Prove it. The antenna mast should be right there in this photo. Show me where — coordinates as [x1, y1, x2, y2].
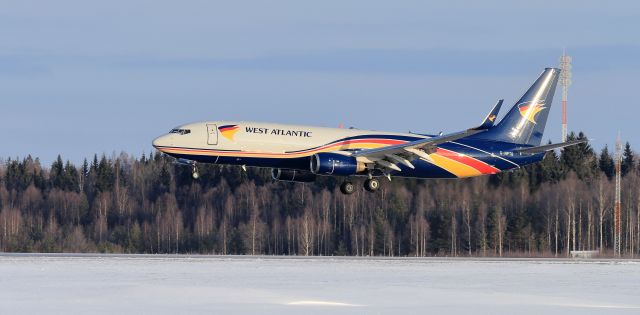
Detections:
[559, 52, 572, 142]
[614, 133, 622, 257]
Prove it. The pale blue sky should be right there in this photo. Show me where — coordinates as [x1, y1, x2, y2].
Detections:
[2, 0, 639, 164]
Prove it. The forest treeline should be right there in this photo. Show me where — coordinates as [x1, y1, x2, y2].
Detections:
[1, 132, 639, 257]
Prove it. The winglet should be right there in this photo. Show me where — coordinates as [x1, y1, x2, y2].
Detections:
[475, 99, 503, 130]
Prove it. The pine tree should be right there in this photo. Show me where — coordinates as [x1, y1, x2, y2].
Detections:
[621, 142, 635, 176]
[561, 132, 596, 180]
[82, 159, 89, 178]
[50, 155, 64, 189]
[91, 154, 98, 172]
[599, 146, 615, 179]
[63, 161, 79, 192]
[95, 155, 114, 192]
[539, 149, 562, 183]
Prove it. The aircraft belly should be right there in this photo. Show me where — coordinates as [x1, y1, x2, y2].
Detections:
[215, 155, 311, 170]
[168, 152, 310, 170]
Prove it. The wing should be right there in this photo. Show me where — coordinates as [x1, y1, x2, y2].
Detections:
[347, 100, 502, 173]
[352, 128, 487, 171]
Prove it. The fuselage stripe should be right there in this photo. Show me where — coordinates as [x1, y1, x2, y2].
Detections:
[218, 125, 238, 131]
[286, 138, 407, 154]
[429, 153, 483, 178]
[157, 139, 404, 158]
[435, 148, 500, 174]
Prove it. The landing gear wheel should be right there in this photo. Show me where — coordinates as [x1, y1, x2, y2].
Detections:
[364, 178, 380, 192]
[340, 181, 356, 195]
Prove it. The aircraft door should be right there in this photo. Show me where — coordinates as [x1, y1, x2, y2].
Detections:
[206, 124, 218, 145]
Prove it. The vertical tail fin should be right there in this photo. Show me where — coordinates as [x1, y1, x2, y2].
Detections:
[477, 68, 560, 146]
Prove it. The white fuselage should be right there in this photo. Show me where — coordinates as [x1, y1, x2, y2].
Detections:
[152, 121, 427, 160]
[152, 120, 522, 180]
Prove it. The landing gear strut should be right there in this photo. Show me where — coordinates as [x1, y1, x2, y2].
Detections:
[340, 181, 356, 195]
[191, 163, 199, 180]
[364, 178, 380, 192]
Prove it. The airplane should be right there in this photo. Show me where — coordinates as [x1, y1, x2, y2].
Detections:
[152, 67, 585, 194]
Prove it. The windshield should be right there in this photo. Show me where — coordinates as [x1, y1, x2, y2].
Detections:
[170, 129, 191, 135]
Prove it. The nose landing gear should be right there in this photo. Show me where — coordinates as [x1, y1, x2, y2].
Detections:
[191, 163, 199, 180]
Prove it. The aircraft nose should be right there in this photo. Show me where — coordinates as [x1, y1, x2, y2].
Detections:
[152, 135, 170, 149]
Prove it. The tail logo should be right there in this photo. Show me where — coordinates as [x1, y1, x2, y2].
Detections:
[518, 101, 546, 124]
[218, 124, 239, 141]
[488, 114, 497, 122]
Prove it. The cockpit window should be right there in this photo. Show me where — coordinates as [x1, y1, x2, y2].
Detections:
[170, 129, 191, 135]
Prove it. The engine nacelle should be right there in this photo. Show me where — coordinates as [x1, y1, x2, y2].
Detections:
[271, 169, 317, 182]
[310, 153, 366, 176]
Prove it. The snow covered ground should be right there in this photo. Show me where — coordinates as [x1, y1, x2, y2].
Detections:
[0, 254, 639, 314]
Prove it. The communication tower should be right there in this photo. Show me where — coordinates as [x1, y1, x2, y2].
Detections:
[559, 53, 572, 142]
[614, 133, 622, 257]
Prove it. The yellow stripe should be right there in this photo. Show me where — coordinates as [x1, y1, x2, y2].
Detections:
[430, 153, 483, 178]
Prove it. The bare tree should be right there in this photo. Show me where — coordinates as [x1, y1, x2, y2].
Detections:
[462, 200, 472, 256]
[299, 208, 314, 256]
[477, 203, 488, 257]
[597, 177, 609, 252]
[93, 192, 110, 243]
[0, 207, 22, 250]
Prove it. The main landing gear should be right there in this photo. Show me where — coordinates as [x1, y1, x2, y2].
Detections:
[364, 178, 380, 192]
[339, 177, 381, 195]
[340, 181, 356, 195]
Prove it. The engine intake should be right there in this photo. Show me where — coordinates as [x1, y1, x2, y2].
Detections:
[271, 169, 316, 182]
[310, 153, 366, 176]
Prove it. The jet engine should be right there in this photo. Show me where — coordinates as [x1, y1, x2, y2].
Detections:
[310, 153, 366, 176]
[271, 169, 317, 182]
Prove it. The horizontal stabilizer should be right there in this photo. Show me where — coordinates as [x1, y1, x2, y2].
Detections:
[513, 139, 587, 154]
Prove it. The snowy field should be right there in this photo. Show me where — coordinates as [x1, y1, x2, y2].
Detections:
[1, 254, 639, 314]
